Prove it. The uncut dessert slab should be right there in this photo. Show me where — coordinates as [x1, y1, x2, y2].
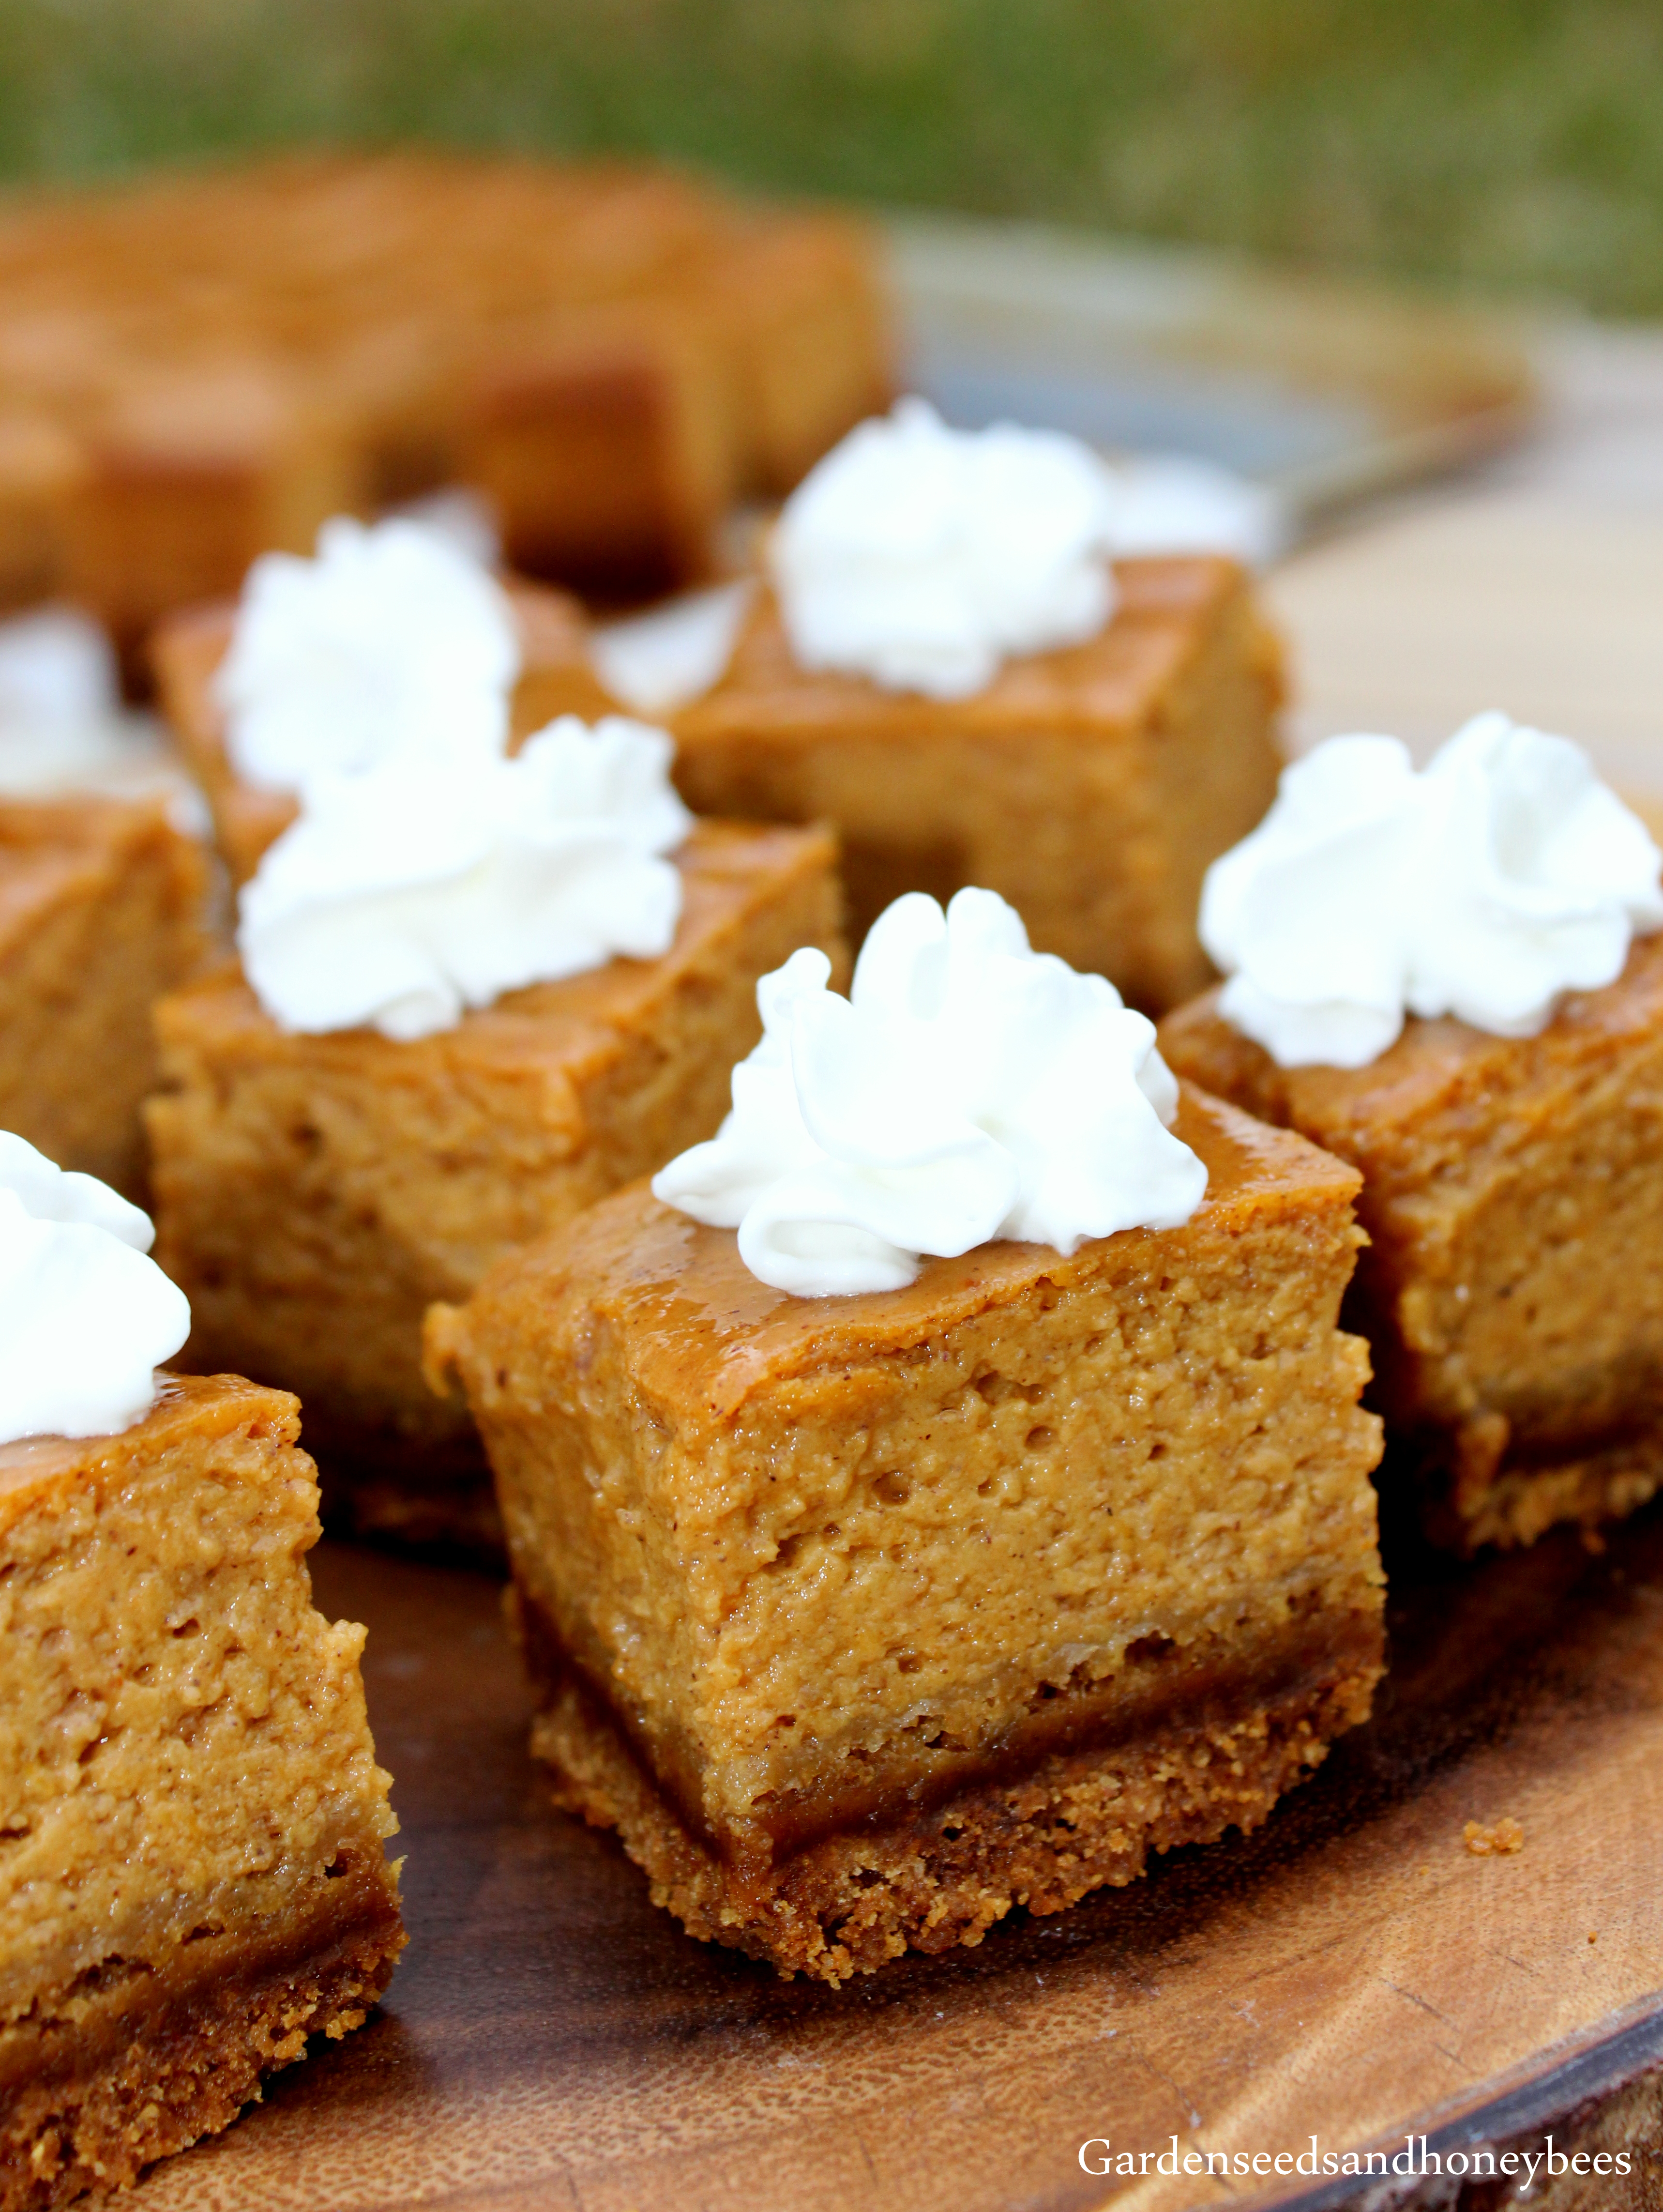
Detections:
[121, 1508, 1663, 2212]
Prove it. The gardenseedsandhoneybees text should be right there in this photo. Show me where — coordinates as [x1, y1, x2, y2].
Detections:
[1076, 2133, 1633, 2184]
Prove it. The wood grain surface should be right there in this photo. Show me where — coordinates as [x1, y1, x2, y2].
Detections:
[115, 1500, 1663, 2212]
[1266, 324, 1663, 794]
[1268, 488, 1663, 784]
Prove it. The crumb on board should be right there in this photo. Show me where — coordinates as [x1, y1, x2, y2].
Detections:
[1464, 1817, 1524, 1856]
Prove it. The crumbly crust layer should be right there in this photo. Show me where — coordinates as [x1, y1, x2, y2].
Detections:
[514, 1584, 1385, 1868]
[532, 1662, 1378, 1983]
[1423, 1422, 1663, 1555]
[0, 1876, 404, 2212]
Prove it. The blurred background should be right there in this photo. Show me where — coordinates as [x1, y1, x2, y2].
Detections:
[4, 0, 1663, 795]
[2, 0, 1662, 318]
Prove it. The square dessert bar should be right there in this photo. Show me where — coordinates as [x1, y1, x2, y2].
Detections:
[0, 1373, 404, 2209]
[465, 299, 739, 603]
[467, 210, 892, 597]
[151, 574, 617, 885]
[427, 1083, 1385, 1982]
[58, 366, 367, 686]
[1160, 934, 1663, 1552]
[670, 555, 1285, 1012]
[0, 796, 208, 1201]
[0, 414, 81, 610]
[148, 822, 844, 1555]
[709, 212, 893, 497]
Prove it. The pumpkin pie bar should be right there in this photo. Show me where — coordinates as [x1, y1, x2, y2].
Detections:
[0, 1372, 404, 2209]
[151, 575, 615, 884]
[0, 796, 208, 1200]
[1161, 936, 1663, 1553]
[710, 211, 893, 499]
[147, 821, 844, 1555]
[668, 555, 1284, 1011]
[0, 415, 82, 611]
[465, 208, 892, 598]
[463, 298, 739, 604]
[57, 366, 369, 688]
[426, 1083, 1384, 1981]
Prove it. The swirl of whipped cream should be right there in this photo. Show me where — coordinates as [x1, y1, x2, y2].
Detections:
[238, 716, 692, 1041]
[1201, 712, 1663, 1070]
[771, 397, 1119, 701]
[0, 1132, 190, 1445]
[591, 581, 755, 716]
[653, 886, 1206, 1297]
[0, 606, 209, 826]
[215, 516, 520, 795]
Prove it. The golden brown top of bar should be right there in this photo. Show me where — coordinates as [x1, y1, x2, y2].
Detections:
[0, 792, 183, 858]
[0, 160, 720, 383]
[0, 794, 197, 959]
[154, 818, 837, 1083]
[0, 1370, 293, 1517]
[0, 843, 101, 956]
[674, 556, 1250, 744]
[432, 1082, 1361, 1428]
[1159, 931, 1663, 1192]
[150, 573, 615, 881]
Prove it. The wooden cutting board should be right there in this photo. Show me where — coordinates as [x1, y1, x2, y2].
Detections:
[121, 1503, 1663, 2212]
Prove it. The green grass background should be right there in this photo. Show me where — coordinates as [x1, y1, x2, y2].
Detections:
[3, 0, 1663, 314]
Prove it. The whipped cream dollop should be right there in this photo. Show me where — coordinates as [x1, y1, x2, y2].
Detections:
[1202, 712, 1663, 1069]
[653, 886, 1206, 1297]
[0, 1132, 190, 1445]
[1108, 454, 1288, 567]
[591, 581, 754, 716]
[238, 716, 692, 1040]
[0, 605, 119, 733]
[386, 486, 502, 569]
[771, 398, 1120, 700]
[0, 607, 208, 826]
[216, 516, 520, 794]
